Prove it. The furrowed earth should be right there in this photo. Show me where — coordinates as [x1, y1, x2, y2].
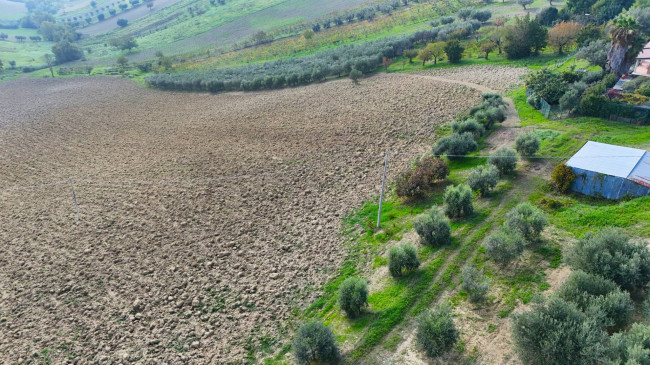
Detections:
[0, 66, 523, 363]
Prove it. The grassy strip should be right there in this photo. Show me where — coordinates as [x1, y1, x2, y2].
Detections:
[351, 250, 449, 359]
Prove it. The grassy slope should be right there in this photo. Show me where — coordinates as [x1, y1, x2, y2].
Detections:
[260, 77, 650, 363]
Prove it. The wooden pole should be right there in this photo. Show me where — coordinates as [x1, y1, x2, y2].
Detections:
[377, 151, 389, 229]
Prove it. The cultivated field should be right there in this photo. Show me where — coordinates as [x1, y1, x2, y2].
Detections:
[0, 73, 487, 363]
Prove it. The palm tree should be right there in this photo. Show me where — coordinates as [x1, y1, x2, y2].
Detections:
[607, 15, 643, 77]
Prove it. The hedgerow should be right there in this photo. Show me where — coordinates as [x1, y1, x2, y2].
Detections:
[146, 17, 484, 93]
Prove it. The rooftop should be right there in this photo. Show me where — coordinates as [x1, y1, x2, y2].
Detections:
[566, 141, 649, 186]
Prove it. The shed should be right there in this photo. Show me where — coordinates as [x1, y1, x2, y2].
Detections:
[566, 141, 650, 199]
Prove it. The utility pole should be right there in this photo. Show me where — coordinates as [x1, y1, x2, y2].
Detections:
[377, 151, 389, 229]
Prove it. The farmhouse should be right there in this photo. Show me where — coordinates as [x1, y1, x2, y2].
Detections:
[566, 141, 650, 199]
[632, 41, 650, 77]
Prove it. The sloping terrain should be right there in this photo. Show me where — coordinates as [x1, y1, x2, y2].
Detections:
[0, 73, 482, 363]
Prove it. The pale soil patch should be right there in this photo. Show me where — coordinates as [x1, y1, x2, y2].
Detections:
[0, 73, 482, 363]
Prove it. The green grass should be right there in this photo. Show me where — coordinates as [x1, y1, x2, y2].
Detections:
[0, 0, 28, 20]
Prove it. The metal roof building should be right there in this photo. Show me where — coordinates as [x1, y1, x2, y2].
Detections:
[566, 141, 650, 199]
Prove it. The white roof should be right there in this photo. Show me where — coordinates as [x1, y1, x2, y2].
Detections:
[566, 141, 647, 179]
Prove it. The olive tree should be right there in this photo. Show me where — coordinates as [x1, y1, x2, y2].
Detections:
[461, 265, 490, 303]
[339, 277, 368, 318]
[467, 164, 499, 196]
[389, 243, 420, 277]
[414, 207, 451, 246]
[515, 132, 540, 157]
[443, 184, 473, 218]
[504, 202, 547, 242]
[483, 227, 526, 266]
[564, 228, 650, 291]
[293, 321, 340, 364]
[416, 305, 459, 358]
[488, 147, 517, 175]
[512, 297, 608, 365]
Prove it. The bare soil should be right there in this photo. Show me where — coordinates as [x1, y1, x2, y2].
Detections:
[0, 73, 482, 363]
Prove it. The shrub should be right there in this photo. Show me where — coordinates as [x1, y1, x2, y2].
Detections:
[395, 156, 449, 199]
[557, 270, 633, 329]
[461, 265, 490, 303]
[349, 68, 362, 83]
[444, 39, 464, 63]
[511, 297, 608, 365]
[339, 277, 368, 317]
[440, 16, 455, 25]
[525, 68, 567, 104]
[581, 70, 604, 84]
[483, 227, 526, 266]
[564, 228, 650, 291]
[551, 163, 576, 193]
[504, 202, 547, 242]
[389, 243, 421, 277]
[559, 88, 582, 112]
[388, 246, 406, 277]
[527, 93, 541, 109]
[488, 147, 517, 175]
[433, 132, 478, 159]
[415, 305, 459, 358]
[473, 106, 506, 129]
[471, 10, 492, 22]
[116, 18, 128, 27]
[608, 323, 650, 365]
[414, 207, 451, 246]
[443, 184, 473, 218]
[514, 132, 540, 157]
[537, 7, 559, 26]
[467, 164, 499, 196]
[451, 119, 485, 138]
[293, 321, 340, 364]
[482, 93, 504, 106]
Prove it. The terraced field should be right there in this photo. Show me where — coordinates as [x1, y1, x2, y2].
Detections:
[0, 72, 496, 363]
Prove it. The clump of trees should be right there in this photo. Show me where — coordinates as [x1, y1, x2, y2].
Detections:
[339, 277, 368, 317]
[293, 321, 340, 364]
[414, 207, 452, 246]
[503, 14, 547, 60]
[564, 228, 650, 291]
[416, 305, 459, 358]
[51, 40, 83, 64]
[395, 156, 449, 199]
[388, 243, 420, 277]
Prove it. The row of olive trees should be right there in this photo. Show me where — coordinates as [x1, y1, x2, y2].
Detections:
[146, 16, 485, 92]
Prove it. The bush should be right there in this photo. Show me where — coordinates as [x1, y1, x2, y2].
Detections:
[559, 88, 582, 112]
[511, 297, 608, 365]
[117, 18, 128, 27]
[51, 40, 83, 64]
[564, 228, 650, 291]
[514, 132, 540, 156]
[416, 305, 459, 358]
[467, 164, 499, 196]
[443, 184, 473, 218]
[537, 7, 559, 26]
[444, 39, 464, 64]
[527, 93, 541, 109]
[451, 118, 485, 138]
[433, 132, 478, 159]
[557, 270, 633, 329]
[461, 265, 490, 303]
[349, 68, 362, 83]
[389, 243, 421, 277]
[488, 147, 517, 175]
[483, 227, 526, 266]
[293, 321, 340, 364]
[395, 156, 449, 199]
[414, 207, 451, 246]
[440, 16, 455, 25]
[339, 277, 368, 317]
[551, 163, 576, 193]
[608, 323, 650, 365]
[472, 105, 506, 129]
[581, 70, 604, 84]
[504, 202, 547, 242]
[525, 68, 567, 105]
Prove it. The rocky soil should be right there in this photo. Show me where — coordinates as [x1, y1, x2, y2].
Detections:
[0, 73, 487, 363]
[414, 65, 528, 92]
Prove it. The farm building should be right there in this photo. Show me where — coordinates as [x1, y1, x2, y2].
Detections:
[566, 141, 650, 199]
[632, 41, 650, 77]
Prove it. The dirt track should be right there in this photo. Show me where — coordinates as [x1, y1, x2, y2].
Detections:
[0, 72, 500, 363]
